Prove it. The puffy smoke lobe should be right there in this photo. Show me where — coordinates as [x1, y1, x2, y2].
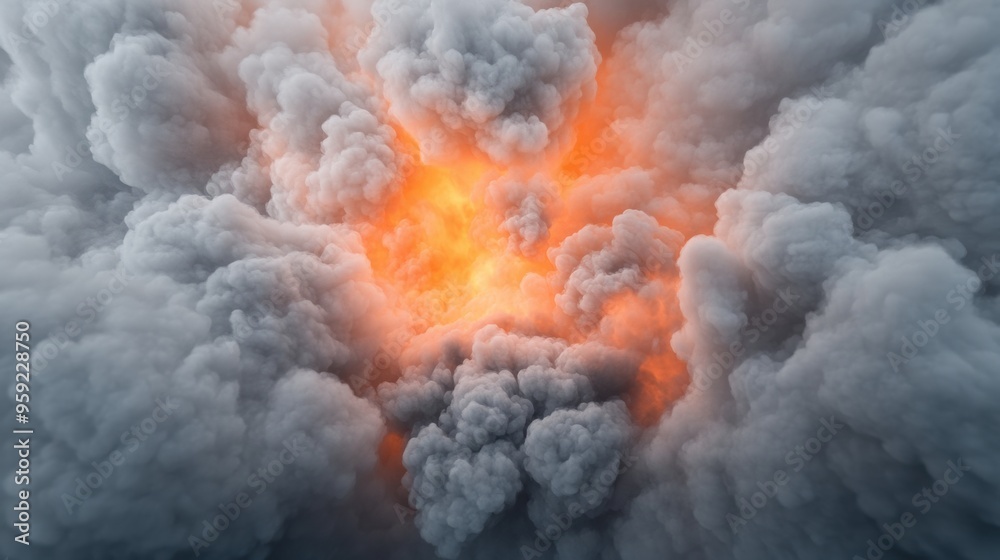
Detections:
[523, 401, 632, 521]
[3, 0, 1000, 559]
[0, 2, 406, 559]
[481, 172, 559, 257]
[738, 1, 1000, 265]
[214, 6, 407, 223]
[82, 5, 249, 195]
[359, 0, 599, 163]
[613, 1, 1000, 560]
[402, 374, 530, 558]
[378, 325, 639, 558]
[550, 209, 683, 329]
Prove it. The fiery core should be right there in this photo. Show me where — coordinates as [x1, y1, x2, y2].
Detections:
[361, 97, 689, 424]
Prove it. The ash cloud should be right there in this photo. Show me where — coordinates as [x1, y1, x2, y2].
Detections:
[611, 2, 1000, 560]
[380, 325, 638, 558]
[359, 0, 599, 164]
[2, 0, 1000, 560]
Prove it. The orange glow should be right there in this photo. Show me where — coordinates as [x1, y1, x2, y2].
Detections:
[377, 430, 407, 488]
[355, 108, 692, 424]
[360, 132, 551, 328]
[255, 20, 702, 428]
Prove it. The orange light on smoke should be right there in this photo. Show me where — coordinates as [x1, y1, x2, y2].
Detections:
[349, 55, 692, 430]
[361, 131, 551, 328]
[377, 430, 408, 489]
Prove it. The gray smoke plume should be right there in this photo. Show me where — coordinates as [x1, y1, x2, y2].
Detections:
[359, 0, 599, 164]
[2, 1, 999, 560]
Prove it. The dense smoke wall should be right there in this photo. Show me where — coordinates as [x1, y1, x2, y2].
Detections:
[1, 1, 998, 560]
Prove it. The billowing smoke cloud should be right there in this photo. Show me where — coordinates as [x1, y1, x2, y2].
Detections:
[481, 172, 560, 257]
[359, 0, 599, 164]
[379, 325, 638, 558]
[612, 1, 1000, 560]
[2, 1, 999, 560]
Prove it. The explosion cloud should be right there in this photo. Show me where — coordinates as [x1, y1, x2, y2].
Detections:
[1, 0, 999, 559]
